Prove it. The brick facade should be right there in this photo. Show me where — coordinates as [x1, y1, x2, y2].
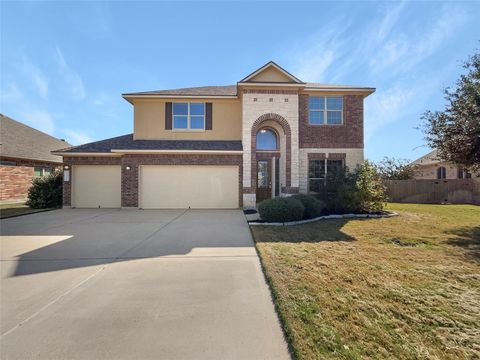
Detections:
[63, 154, 242, 208]
[299, 94, 364, 148]
[0, 166, 34, 201]
[0, 157, 62, 202]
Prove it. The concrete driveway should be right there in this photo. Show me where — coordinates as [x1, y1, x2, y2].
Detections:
[0, 209, 290, 360]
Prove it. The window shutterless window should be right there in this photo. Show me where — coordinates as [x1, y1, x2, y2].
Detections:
[34, 167, 54, 178]
[308, 159, 345, 193]
[308, 96, 343, 125]
[172, 103, 205, 130]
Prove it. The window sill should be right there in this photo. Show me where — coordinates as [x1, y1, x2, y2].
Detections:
[172, 129, 206, 132]
[307, 123, 344, 127]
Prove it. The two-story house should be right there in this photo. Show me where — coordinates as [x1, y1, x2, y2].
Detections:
[53, 62, 375, 209]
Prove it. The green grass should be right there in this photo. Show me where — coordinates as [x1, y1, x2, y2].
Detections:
[251, 204, 480, 360]
[0, 203, 53, 219]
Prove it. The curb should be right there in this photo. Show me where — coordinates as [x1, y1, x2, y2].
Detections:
[249, 211, 398, 226]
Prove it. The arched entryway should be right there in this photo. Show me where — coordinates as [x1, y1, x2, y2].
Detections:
[251, 113, 292, 203]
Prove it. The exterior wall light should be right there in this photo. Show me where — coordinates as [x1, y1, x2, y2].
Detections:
[64, 165, 69, 170]
[125, 166, 131, 171]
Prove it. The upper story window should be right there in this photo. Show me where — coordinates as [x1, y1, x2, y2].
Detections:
[308, 96, 343, 125]
[173, 102, 205, 130]
[256, 128, 278, 150]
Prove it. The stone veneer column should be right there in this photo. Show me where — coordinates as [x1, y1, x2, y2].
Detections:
[241, 89, 300, 207]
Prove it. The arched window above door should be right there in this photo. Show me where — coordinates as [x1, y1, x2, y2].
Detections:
[256, 128, 278, 150]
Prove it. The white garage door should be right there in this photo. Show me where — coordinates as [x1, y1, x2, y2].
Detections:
[72, 165, 121, 208]
[139, 165, 239, 209]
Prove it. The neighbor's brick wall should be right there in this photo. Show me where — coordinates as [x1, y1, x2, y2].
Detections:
[298, 94, 364, 148]
[0, 157, 62, 202]
[0, 166, 34, 201]
[414, 163, 459, 180]
[298, 148, 364, 193]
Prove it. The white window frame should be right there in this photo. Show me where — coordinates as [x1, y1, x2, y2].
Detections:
[308, 96, 343, 125]
[172, 102, 206, 131]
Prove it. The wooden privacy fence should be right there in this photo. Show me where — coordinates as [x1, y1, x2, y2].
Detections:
[384, 179, 480, 205]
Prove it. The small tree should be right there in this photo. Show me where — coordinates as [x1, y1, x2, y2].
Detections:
[374, 157, 417, 180]
[326, 161, 388, 213]
[27, 171, 63, 209]
[421, 50, 480, 172]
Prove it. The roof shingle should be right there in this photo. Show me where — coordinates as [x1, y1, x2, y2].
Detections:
[123, 85, 237, 97]
[0, 114, 71, 163]
[54, 134, 242, 153]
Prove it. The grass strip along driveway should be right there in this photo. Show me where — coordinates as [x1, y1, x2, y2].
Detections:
[0, 203, 53, 219]
[251, 203, 480, 360]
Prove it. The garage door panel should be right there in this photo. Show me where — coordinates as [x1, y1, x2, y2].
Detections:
[73, 166, 121, 208]
[140, 166, 238, 209]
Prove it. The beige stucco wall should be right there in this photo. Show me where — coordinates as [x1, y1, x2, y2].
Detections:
[298, 148, 364, 193]
[133, 99, 242, 140]
[248, 67, 295, 83]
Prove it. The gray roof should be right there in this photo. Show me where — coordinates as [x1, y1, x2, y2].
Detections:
[0, 114, 71, 163]
[54, 134, 243, 153]
[123, 85, 238, 97]
[123, 83, 374, 98]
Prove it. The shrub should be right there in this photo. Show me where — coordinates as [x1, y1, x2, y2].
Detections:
[26, 171, 63, 209]
[324, 161, 388, 213]
[258, 197, 304, 223]
[291, 194, 325, 219]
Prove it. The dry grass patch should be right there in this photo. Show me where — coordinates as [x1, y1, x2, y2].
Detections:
[252, 204, 480, 360]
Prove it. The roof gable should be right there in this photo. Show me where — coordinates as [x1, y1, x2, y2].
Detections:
[239, 61, 304, 84]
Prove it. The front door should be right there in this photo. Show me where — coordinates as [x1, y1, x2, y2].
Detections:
[257, 160, 272, 203]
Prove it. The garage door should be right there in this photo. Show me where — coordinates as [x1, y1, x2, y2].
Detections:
[72, 165, 121, 208]
[139, 165, 238, 209]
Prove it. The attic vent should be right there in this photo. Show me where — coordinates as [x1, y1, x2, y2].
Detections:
[269, 98, 273, 102]
[253, 98, 257, 102]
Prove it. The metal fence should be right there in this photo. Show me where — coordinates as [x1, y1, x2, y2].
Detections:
[384, 179, 480, 205]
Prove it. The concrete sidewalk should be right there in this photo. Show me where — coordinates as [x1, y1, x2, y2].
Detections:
[1, 209, 290, 360]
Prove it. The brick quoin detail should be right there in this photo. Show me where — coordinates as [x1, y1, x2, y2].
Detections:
[299, 94, 364, 148]
[250, 113, 293, 194]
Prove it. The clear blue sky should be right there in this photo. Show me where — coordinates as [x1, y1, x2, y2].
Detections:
[1, 1, 479, 161]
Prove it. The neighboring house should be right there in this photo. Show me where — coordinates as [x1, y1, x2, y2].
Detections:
[412, 150, 476, 180]
[0, 114, 71, 202]
[53, 61, 375, 209]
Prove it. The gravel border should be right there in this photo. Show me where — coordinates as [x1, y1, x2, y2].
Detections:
[249, 211, 398, 226]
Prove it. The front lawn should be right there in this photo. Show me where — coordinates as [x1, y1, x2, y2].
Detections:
[251, 203, 480, 360]
[0, 203, 52, 219]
